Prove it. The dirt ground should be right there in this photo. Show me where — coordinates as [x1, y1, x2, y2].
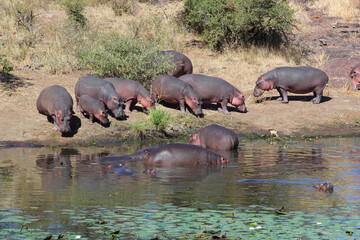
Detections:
[1, 3, 360, 146]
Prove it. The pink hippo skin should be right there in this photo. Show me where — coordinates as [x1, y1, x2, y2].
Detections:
[349, 63, 360, 90]
[36, 85, 74, 133]
[104, 78, 155, 113]
[75, 75, 125, 119]
[152, 74, 203, 116]
[144, 143, 229, 167]
[179, 74, 246, 115]
[190, 124, 239, 150]
[159, 50, 193, 78]
[254, 66, 328, 104]
[78, 95, 109, 125]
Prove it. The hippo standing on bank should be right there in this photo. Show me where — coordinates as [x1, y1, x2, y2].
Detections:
[160, 50, 193, 78]
[78, 95, 109, 125]
[152, 74, 203, 116]
[104, 78, 155, 113]
[75, 75, 125, 118]
[190, 124, 239, 150]
[144, 143, 229, 167]
[253, 66, 329, 104]
[349, 63, 360, 90]
[36, 85, 74, 133]
[179, 74, 247, 115]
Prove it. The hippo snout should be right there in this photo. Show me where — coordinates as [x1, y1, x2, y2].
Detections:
[113, 106, 126, 119]
[237, 104, 247, 113]
[194, 108, 203, 117]
[253, 87, 264, 97]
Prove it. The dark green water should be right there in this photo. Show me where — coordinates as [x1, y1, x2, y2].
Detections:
[0, 137, 359, 239]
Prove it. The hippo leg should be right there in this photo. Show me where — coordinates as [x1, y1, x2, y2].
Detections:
[312, 90, 323, 104]
[51, 116, 60, 131]
[130, 101, 138, 112]
[217, 100, 230, 115]
[124, 100, 133, 113]
[277, 88, 288, 103]
[179, 99, 187, 114]
[89, 115, 94, 124]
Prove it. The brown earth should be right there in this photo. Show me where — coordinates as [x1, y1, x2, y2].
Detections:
[1, 4, 360, 146]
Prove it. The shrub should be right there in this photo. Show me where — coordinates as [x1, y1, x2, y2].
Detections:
[127, 120, 149, 139]
[182, 0, 296, 50]
[110, 0, 138, 16]
[62, 0, 87, 27]
[0, 56, 14, 77]
[76, 33, 174, 88]
[149, 108, 172, 131]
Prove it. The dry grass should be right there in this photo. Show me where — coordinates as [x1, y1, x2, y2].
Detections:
[312, 0, 360, 21]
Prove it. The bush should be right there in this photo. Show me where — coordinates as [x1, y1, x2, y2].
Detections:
[182, 0, 296, 50]
[76, 33, 175, 88]
[0, 56, 14, 77]
[149, 108, 172, 131]
[62, 0, 87, 27]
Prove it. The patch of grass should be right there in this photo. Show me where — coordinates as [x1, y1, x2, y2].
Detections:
[149, 108, 172, 131]
[127, 120, 150, 139]
[312, 0, 360, 22]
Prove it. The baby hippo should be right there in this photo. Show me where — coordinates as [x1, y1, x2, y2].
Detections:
[190, 124, 239, 150]
[78, 95, 109, 125]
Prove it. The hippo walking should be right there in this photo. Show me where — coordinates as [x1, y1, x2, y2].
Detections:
[75, 75, 125, 118]
[349, 63, 360, 90]
[253, 66, 329, 104]
[190, 124, 239, 150]
[179, 74, 247, 115]
[160, 50, 193, 78]
[36, 85, 74, 133]
[144, 143, 229, 166]
[78, 95, 109, 125]
[152, 74, 203, 116]
[104, 78, 155, 112]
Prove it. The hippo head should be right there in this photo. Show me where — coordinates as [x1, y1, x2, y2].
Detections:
[314, 182, 334, 193]
[95, 109, 109, 125]
[189, 133, 201, 146]
[350, 73, 360, 90]
[231, 92, 247, 113]
[107, 95, 125, 118]
[253, 76, 275, 97]
[185, 96, 203, 116]
[54, 109, 72, 133]
[139, 95, 156, 110]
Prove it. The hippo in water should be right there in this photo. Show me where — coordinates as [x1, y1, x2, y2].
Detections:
[253, 66, 328, 104]
[36, 85, 74, 133]
[152, 74, 203, 116]
[179, 74, 247, 115]
[190, 124, 239, 150]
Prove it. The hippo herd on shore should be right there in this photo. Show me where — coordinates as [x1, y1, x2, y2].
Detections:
[36, 50, 355, 191]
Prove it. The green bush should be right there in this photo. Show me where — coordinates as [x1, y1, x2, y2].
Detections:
[76, 33, 174, 88]
[149, 108, 172, 132]
[0, 56, 14, 77]
[62, 0, 87, 27]
[182, 0, 296, 50]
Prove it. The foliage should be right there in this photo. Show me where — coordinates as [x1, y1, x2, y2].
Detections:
[182, 0, 296, 50]
[76, 33, 174, 88]
[149, 108, 172, 131]
[127, 120, 150, 139]
[62, 0, 87, 27]
[0, 56, 14, 77]
[110, 0, 138, 16]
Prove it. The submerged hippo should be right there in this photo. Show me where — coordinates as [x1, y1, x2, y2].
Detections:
[152, 74, 203, 116]
[253, 66, 328, 104]
[349, 63, 360, 90]
[144, 143, 229, 166]
[78, 95, 109, 125]
[190, 124, 239, 150]
[179, 74, 246, 115]
[105, 78, 155, 112]
[75, 75, 125, 119]
[36, 85, 74, 133]
[159, 50, 193, 78]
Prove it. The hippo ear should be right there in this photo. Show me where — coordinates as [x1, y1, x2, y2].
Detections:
[112, 96, 117, 102]
[192, 97, 197, 103]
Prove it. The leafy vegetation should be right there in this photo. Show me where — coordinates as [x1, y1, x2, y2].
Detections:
[182, 0, 296, 50]
[0, 56, 14, 77]
[149, 108, 172, 131]
[62, 0, 87, 27]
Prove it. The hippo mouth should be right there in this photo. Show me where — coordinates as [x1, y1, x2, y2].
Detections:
[253, 87, 264, 97]
[113, 107, 126, 119]
[237, 104, 247, 113]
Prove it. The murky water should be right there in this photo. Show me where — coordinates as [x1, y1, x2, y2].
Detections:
[0, 137, 360, 239]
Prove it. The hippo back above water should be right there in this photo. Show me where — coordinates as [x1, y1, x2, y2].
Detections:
[253, 66, 328, 104]
[75, 75, 125, 118]
[179, 74, 246, 115]
[144, 143, 228, 167]
[36, 85, 74, 133]
[159, 50, 193, 78]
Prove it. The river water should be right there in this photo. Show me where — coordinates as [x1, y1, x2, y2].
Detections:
[0, 137, 359, 239]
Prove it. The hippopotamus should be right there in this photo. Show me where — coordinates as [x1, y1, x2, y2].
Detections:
[159, 50, 193, 78]
[190, 124, 239, 150]
[75, 75, 125, 118]
[36, 85, 74, 133]
[349, 63, 360, 90]
[144, 143, 229, 166]
[78, 95, 109, 125]
[179, 74, 247, 115]
[253, 66, 329, 104]
[104, 78, 155, 112]
[152, 74, 203, 116]
[313, 182, 334, 193]
[96, 146, 160, 163]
